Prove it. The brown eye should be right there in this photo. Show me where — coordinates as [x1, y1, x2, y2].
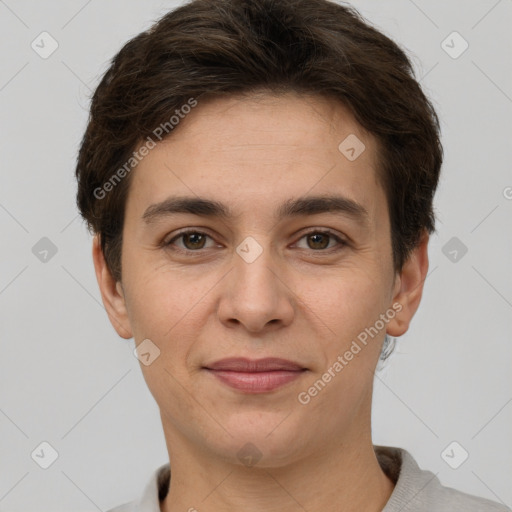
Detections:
[296, 230, 345, 251]
[306, 232, 331, 250]
[165, 230, 214, 252]
[181, 232, 207, 250]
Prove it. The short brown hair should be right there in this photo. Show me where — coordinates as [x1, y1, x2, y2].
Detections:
[75, 0, 443, 283]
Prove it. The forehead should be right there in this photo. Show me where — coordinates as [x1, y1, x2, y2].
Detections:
[127, 92, 385, 227]
[161, 91, 378, 162]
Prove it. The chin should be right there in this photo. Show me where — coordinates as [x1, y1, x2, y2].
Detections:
[209, 416, 309, 468]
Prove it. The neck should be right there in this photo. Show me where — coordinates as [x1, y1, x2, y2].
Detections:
[160, 427, 395, 512]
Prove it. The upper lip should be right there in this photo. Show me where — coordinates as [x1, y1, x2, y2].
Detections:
[204, 357, 306, 372]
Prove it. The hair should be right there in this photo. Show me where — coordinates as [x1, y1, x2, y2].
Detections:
[75, 0, 442, 288]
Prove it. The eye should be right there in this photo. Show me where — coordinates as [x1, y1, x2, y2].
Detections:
[295, 230, 346, 251]
[164, 230, 215, 251]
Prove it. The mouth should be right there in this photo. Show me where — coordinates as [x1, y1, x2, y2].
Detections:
[203, 357, 308, 393]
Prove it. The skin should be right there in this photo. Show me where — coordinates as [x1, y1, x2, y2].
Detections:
[93, 91, 429, 512]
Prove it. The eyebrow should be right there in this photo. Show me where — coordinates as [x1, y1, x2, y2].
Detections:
[142, 194, 370, 227]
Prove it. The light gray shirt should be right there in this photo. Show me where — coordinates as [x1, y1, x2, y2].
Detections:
[107, 445, 510, 511]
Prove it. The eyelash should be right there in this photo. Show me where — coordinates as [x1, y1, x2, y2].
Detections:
[163, 229, 347, 255]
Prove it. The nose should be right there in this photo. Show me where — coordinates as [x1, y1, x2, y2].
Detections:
[217, 238, 295, 333]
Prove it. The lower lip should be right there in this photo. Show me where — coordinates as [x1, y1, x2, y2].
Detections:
[205, 369, 305, 393]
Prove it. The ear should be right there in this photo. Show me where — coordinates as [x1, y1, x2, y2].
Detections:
[92, 234, 133, 339]
[386, 230, 429, 337]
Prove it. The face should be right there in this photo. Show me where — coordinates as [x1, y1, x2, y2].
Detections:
[94, 92, 427, 467]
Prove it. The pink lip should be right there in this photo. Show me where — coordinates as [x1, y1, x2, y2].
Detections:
[204, 358, 307, 393]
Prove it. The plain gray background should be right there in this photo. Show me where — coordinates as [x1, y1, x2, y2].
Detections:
[0, 0, 511, 510]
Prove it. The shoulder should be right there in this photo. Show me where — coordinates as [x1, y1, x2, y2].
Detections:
[104, 462, 170, 512]
[376, 445, 510, 512]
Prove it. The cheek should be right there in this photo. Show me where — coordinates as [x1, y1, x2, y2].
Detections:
[302, 269, 387, 334]
[121, 259, 184, 340]
[122, 259, 217, 359]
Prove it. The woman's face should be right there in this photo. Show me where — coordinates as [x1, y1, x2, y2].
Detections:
[96, 92, 423, 468]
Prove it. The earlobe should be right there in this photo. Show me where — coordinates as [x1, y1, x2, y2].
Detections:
[386, 231, 430, 337]
[92, 234, 133, 339]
